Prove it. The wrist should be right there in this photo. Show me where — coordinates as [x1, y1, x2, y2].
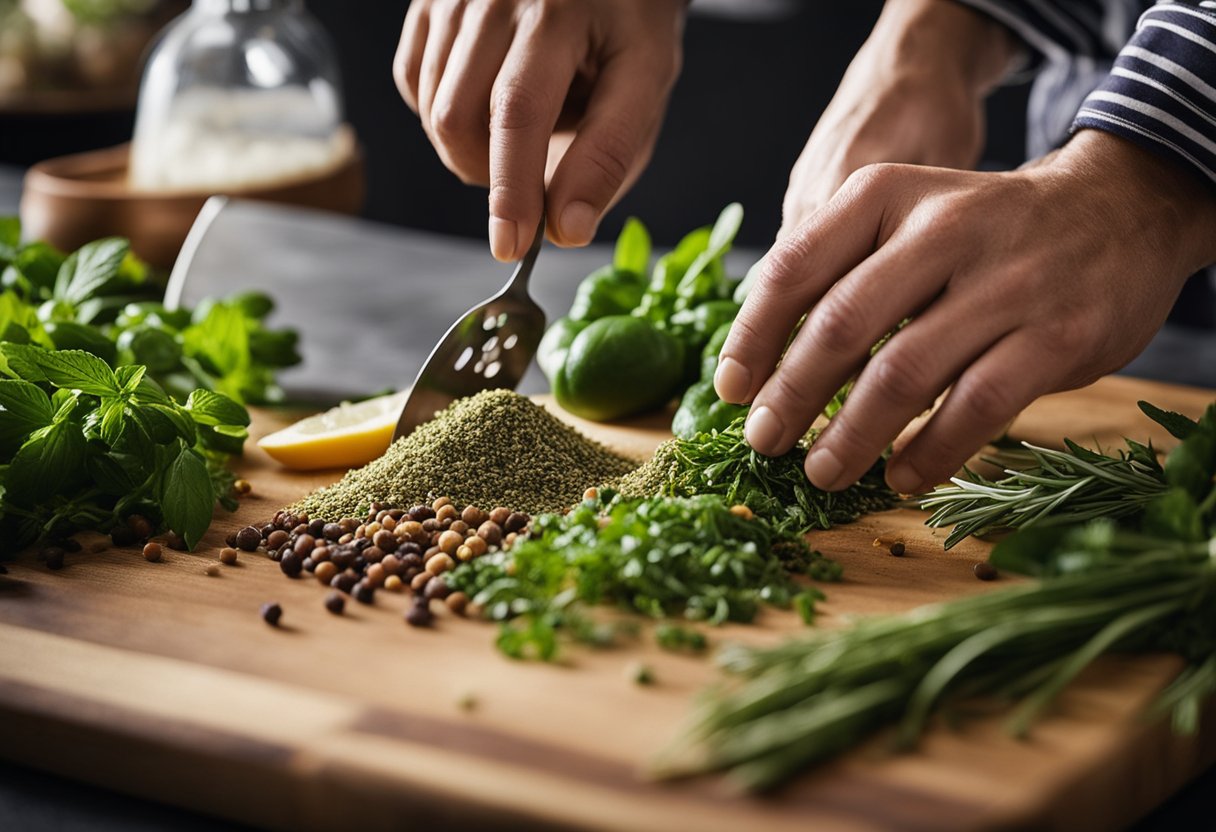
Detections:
[1051, 130, 1216, 275]
[869, 0, 1016, 98]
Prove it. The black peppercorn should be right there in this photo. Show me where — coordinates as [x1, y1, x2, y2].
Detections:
[889, 541, 906, 557]
[424, 578, 450, 601]
[308, 518, 326, 538]
[322, 523, 343, 541]
[331, 571, 359, 594]
[973, 562, 999, 581]
[408, 505, 435, 522]
[235, 526, 262, 552]
[280, 552, 303, 578]
[324, 592, 345, 615]
[260, 602, 283, 626]
[165, 532, 187, 551]
[353, 581, 375, 605]
[400, 552, 424, 570]
[504, 512, 529, 534]
[127, 514, 153, 541]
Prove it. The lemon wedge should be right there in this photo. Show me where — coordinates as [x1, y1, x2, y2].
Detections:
[258, 390, 410, 470]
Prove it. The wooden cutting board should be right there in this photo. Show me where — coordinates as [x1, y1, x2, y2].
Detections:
[1, 374, 1214, 832]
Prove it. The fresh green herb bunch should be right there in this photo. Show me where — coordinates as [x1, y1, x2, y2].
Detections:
[619, 418, 896, 536]
[657, 400, 1216, 792]
[0, 220, 300, 405]
[444, 491, 835, 661]
[0, 345, 250, 552]
[920, 401, 1200, 549]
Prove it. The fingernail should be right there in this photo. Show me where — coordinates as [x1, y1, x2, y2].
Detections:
[744, 406, 784, 454]
[806, 446, 844, 490]
[714, 357, 751, 403]
[489, 217, 518, 261]
[886, 464, 925, 495]
[558, 201, 598, 245]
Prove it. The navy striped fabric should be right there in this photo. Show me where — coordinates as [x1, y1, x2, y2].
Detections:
[953, 1, 1216, 184]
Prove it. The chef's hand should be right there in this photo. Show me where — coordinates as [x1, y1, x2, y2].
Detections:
[715, 130, 1216, 495]
[394, 0, 686, 261]
[780, 0, 1016, 237]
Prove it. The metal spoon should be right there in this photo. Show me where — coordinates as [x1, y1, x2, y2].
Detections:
[391, 216, 547, 440]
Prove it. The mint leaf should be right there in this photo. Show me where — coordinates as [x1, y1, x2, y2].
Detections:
[0, 342, 49, 381]
[185, 389, 250, 428]
[161, 446, 215, 549]
[55, 237, 130, 305]
[115, 364, 147, 393]
[613, 217, 651, 277]
[32, 349, 120, 396]
[15, 242, 66, 298]
[97, 398, 128, 445]
[6, 420, 88, 502]
[0, 379, 54, 450]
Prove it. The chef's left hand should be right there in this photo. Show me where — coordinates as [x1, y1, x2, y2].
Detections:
[714, 130, 1216, 494]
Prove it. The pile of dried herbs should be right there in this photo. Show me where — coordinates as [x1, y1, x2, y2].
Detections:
[655, 400, 1216, 792]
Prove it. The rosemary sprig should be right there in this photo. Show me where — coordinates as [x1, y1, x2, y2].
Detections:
[920, 440, 1167, 549]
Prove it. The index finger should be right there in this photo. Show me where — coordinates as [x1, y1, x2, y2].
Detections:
[714, 165, 895, 406]
[487, 11, 582, 261]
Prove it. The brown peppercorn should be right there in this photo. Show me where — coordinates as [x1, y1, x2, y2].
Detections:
[366, 562, 386, 588]
[44, 547, 65, 570]
[461, 506, 487, 526]
[142, 542, 162, 563]
[363, 546, 385, 564]
[127, 514, 154, 541]
[465, 536, 488, 558]
[315, 561, 338, 584]
[292, 523, 309, 536]
[427, 552, 455, 575]
[280, 552, 303, 578]
[436, 504, 459, 523]
[321, 523, 343, 541]
[423, 545, 442, 561]
[233, 478, 253, 496]
[165, 532, 187, 551]
[408, 505, 436, 522]
[293, 533, 316, 556]
[373, 530, 396, 551]
[385, 575, 404, 593]
[400, 552, 424, 571]
[410, 571, 432, 593]
[438, 530, 463, 556]
[311, 546, 330, 563]
[381, 554, 402, 575]
[364, 521, 382, 538]
[973, 562, 999, 581]
[398, 520, 423, 539]
[489, 507, 511, 526]
[235, 526, 262, 551]
[308, 518, 326, 538]
[260, 602, 283, 626]
[338, 533, 354, 545]
[331, 570, 360, 594]
[456, 545, 474, 562]
[266, 529, 289, 550]
[432, 496, 452, 511]
[204, 564, 221, 577]
[445, 591, 469, 615]
[449, 520, 469, 536]
[219, 547, 239, 565]
[728, 504, 754, 520]
[339, 518, 359, 533]
[504, 512, 529, 534]
[476, 521, 503, 547]
[421, 518, 440, 534]
[405, 599, 433, 627]
[381, 516, 397, 532]
[424, 578, 450, 601]
[889, 541, 907, 557]
[353, 582, 375, 605]
[324, 592, 345, 615]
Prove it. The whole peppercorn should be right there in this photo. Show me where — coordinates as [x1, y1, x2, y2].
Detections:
[432, 496, 452, 511]
[204, 564, 221, 577]
[260, 602, 283, 626]
[280, 552, 304, 578]
[889, 541, 907, 557]
[381, 554, 402, 575]
[489, 507, 511, 526]
[219, 547, 239, 565]
[381, 516, 397, 532]
[315, 561, 338, 584]
[456, 545, 474, 562]
[43, 547, 66, 570]
[421, 518, 440, 534]
[293, 534, 316, 557]
[233, 478, 253, 496]
[142, 542, 163, 563]
[353, 582, 375, 605]
[438, 530, 463, 556]
[164, 532, 187, 551]
[324, 592, 346, 615]
[427, 552, 455, 575]
[477, 521, 503, 547]
[373, 530, 395, 551]
[266, 529, 289, 551]
[366, 562, 386, 588]
[411, 572, 432, 593]
[225, 531, 239, 548]
[311, 546, 330, 563]
[308, 518, 326, 538]
[445, 591, 469, 615]
[385, 575, 404, 593]
[400, 552, 424, 571]
[461, 505, 487, 527]
[449, 520, 469, 536]
[363, 546, 385, 564]
[424, 578, 450, 601]
[405, 599, 433, 627]
[973, 562, 999, 581]
[408, 505, 435, 522]
[436, 504, 459, 523]
[398, 520, 424, 540]
[504, 512, 529, 534]
[465, 536, 488, 558]
[235, 526, 262, 552]
[322, 523, 344, 541]
[127, 514, 154, 541]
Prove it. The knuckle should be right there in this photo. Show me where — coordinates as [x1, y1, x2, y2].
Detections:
[491, 80, 550, 133]
[955, 372, 1013, 426]
[809, 293, 868, 353]
[579, 129, 634, 193]
[868, 346, 932, 408]
[1038, 313, 1087, 354]
[758, 240, 810, 293]
[430, 96, 475, 144]
[843, 162, 903, 197]
[766, 372, 816, 415]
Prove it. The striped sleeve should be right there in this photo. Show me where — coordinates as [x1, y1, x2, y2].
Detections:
[1072, 2, 1216, 184]
[949, 0, 1109, 73]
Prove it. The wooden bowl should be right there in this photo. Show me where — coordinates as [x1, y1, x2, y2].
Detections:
[19, 125, 364, 269]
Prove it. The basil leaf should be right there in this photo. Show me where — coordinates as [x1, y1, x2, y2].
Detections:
[613, 217, 651, 277]
[15, 242, 66, 298]
[197, 423, 248, 454]
[0, 217, 19, 264]
[0, 379, 54, 451]
[31, 349, 120, 396]
[54, 237, 130, 305]
[6, 420, 88, 503]
[161, 446, 216, 549]
[185, 389, 250, 428]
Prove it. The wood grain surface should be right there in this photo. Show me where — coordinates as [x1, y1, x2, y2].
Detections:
[1, 374, 1214, 831]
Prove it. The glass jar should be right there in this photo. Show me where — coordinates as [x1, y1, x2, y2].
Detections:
[129, 0, 348, 192]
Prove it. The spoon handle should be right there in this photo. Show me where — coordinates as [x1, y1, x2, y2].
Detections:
[499, 212, 546, 300]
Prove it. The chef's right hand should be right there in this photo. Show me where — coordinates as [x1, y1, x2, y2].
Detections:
[394, 0, 687, 261]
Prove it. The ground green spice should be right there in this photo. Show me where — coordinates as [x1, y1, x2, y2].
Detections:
[293, 390, 638, 520]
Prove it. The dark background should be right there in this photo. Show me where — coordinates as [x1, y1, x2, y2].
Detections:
[0, 1, 1210, 830]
